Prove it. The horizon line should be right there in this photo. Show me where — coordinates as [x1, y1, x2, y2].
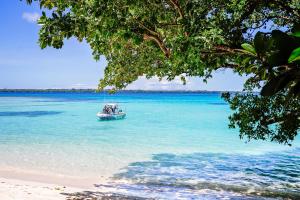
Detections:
[0, 88, 243, 93]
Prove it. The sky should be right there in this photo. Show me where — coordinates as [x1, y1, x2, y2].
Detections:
[0, 0, 248, 91]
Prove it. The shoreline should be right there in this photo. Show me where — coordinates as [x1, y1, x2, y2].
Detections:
[0, 168, 101, 189]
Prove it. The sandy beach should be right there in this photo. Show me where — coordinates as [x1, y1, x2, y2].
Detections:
[0, 177, 144, 200]
[0, 168, 131, 200]
[0, 177, 82, 200]
[0, 168, 145, 200]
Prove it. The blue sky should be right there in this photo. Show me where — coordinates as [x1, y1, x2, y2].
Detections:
[0, 0, 248, 91]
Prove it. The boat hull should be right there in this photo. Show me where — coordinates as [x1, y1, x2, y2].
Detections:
[97, 112, 126, 120]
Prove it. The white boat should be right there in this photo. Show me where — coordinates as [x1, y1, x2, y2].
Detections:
[97, 103, 126, 120]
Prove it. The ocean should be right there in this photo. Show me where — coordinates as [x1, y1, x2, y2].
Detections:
[0, 91, 299, 199]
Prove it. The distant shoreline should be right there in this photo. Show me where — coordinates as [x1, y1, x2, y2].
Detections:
[0, 89, 238, 93]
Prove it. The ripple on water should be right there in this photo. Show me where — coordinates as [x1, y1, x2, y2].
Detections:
[93, 149, 300, 199]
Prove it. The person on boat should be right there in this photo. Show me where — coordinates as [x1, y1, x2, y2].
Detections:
[103, 106, 111, 114]
[112, 106, 116, 113]
[107, 106, 113, 114]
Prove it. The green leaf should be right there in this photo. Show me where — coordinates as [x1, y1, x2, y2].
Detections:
[128, 8, 136, 15]
[241, 43, 257, 55]
[268, 53, 286, 66]
[242, 57, 251, 65]
[272, 30, 300, 57]
[291, 32, 300, 37]
[291, 24, 300, 37]
[288, 47, 300, 63]
[261, 73, 292, 96]
[254, 32, 268, 54]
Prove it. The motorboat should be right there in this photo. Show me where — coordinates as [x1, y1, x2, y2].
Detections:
[97, 103, 126, 120]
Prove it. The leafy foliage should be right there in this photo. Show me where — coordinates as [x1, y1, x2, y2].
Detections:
[24, 0, 300, 144]
[289, 47, 300, 63]
[240, 29, 300, 97]
[222, 91, 300, 145]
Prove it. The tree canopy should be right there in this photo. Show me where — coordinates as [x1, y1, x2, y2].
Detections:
[24, 0, 300, 145]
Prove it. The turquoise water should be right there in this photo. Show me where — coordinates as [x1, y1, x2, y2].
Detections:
[0, 92, 299, 199]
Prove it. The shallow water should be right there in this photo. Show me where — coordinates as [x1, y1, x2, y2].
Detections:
[0, 91, 299, 199]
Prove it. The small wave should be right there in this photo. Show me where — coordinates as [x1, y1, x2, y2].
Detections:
[95, 180, 300, 199]
[99, 149, 300, 199]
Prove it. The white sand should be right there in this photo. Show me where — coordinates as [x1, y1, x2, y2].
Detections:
[0, 167, 134, 200]
[0, 167, 106, 188]
[0, 167, 113, 199]
[0, 177, 83, 200]
[0, 177, 135, 200]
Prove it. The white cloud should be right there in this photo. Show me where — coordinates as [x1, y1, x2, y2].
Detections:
[68, 83, 96, 89]
[126, 76, 193, 91]
[125, 70, 248, 91]
[22, 12, 40, 23]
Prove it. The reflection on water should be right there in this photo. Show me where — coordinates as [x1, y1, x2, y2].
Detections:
[95, 149, 300, 199]
[0, 111, 63, 117]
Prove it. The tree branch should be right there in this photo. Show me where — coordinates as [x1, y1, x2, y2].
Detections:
[200, 45, 246, 55]
[137, 22, 160, 38]
[135, 21, 170, 58]
[157, 23, 181, 27]
[262, 112, 300, 126]
[143, 34, 170, 58]
[169, 0, 184, 19]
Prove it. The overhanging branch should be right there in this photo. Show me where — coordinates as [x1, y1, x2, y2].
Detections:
[143, 34, 170, 58]
[169, 0, 184, 19]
